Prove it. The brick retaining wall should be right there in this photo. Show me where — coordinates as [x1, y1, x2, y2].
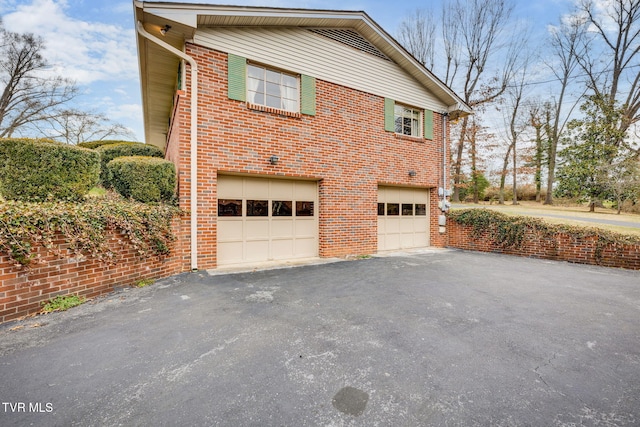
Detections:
[0, 219, 189, 323]
[447, 220, 640, 270]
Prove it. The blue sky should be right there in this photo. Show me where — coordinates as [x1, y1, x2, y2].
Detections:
[1, 0, 575, 142]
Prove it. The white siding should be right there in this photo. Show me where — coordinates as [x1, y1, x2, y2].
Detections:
[194, 27, 447, 112]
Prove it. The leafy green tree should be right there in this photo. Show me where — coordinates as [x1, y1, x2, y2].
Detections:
[555, 95, 629, 211]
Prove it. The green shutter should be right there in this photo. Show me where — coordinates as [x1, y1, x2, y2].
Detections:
[300, 75, 316, 116]
[424, 109, 434, 140]
[227, 54, 246, 101]
[384, 98, 395, 132]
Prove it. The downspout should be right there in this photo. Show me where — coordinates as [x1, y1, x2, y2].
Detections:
[442, 112, 448, 208]
[136, 21, 199, 271]
[439, 112, 449, 233]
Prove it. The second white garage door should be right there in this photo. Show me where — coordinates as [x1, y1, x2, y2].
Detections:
[217, 176, 318, 266]
[378, 186, 430, 251]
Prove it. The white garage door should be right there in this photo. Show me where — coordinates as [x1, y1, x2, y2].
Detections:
[217, 176, 318, 266]
[378, 186, 430, 251]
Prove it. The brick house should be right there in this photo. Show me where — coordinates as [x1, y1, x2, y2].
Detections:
[134, 2, 471, 271]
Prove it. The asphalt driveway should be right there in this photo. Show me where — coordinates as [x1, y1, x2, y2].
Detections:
[1, 249, 639, 426]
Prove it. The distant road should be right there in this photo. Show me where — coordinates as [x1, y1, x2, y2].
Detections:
[453, 204, 640, 230]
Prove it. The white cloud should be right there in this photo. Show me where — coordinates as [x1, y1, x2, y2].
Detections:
[3, 0, 137, 85]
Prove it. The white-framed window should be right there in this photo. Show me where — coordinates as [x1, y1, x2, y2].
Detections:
[247, 63, 299, 113]
[394, 105, 422, 137]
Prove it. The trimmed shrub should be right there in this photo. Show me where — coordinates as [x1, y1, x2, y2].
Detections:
[78, 140, 137, 150]
[96, 142, 164, 186]
[108, 156, 176, 203]
[0, 138, 100, 202]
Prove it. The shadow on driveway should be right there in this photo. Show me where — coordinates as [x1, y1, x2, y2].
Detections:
[1, 250, 639, 426]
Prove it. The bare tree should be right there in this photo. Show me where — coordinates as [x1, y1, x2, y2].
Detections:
[399, 0, 522, 202]
[0, 22, 80, 138]
[528, 102, 547, 202]
[578, 0, 640, 154]
[33, 109, 135, 144]
[542, 16, 588, 205]
[397, 9, 436, 70]
[497, 57, 531, 205]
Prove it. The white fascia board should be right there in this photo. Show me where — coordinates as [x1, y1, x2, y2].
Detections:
[142, 7, 197, 27]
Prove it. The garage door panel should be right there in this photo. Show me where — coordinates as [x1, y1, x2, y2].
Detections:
[294, 182, 317, 199]
[217, 176, 318, 266]
[245, 180, 270, 199]
[295, 238, 316, 255]
[270, 180, 294, 199]
[218, 220, 243, 241]
[218, 176, 243, 198]
[271, 220, 294, 238]
[218, 241, 243, 264]
[400, 218, 415, 233]
[385, 218, 400, 233]
[245, 241, 269, 261]
[378, 186, 430, 251]
[295, 219, 316, 236]
[271, 239, 294, 259]
[245, 220, 270, 238]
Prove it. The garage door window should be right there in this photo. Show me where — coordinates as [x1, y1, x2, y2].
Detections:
[296, 201, 314, 216]
[247, 200, 268, 216]
[387, 203, 400, 216]
[219, 199, 242, 216]
[272, 201, 293, 216]
[378, 203, 427, 216]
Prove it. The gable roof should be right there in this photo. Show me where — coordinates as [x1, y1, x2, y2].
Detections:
[134, 1, 472, 148]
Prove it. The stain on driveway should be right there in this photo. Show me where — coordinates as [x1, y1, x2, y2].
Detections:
[1, 249, 639, 426]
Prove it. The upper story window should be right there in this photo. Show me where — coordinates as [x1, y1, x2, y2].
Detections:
[384, 97, 434, 140]
[247, 64, 299, 113]
[395, 105, 421, 137]
[228, 54, 316, 116]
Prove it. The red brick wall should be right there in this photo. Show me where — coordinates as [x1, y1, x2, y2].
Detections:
[0, 219, 187, 323]
[447, 221, 640, 270]
[170, 44, 450, 269]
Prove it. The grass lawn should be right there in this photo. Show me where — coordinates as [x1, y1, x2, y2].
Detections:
[451, 200, 640, 237]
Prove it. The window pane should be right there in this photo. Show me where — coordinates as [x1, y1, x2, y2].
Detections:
[378, 203, 385, 215]
[266, 82, 280, 96]
[296, 201, 314, 216]
[251, 92, 264, 105]
[402, 204, 413, 215]
[247, 65, 263, 79]
[266, 69, 280, 83]
[266, 95, 280, 108]
[395, 117, 403, 134]
[282, 74, 297, 88]
[247, 200, 268, 217]
[272, 201, 292, 216]
[218, 199, 242, 217]
[415, 204, 426, 216]
[387, 203, 399, 216]
[282, 98, 298, 111]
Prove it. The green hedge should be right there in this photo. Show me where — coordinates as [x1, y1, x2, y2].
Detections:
[107, 156, 176, 203]
[78, 140, 137, 150]
[0, 138, 100, 202]
[0, 196, 180, 266]
[96, 142, 164, 187]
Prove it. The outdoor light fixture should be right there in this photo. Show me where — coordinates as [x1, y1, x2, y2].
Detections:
[160, 25, 171, 36]
[269, 155, 279, 165]
[409, 170, 416, 177]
